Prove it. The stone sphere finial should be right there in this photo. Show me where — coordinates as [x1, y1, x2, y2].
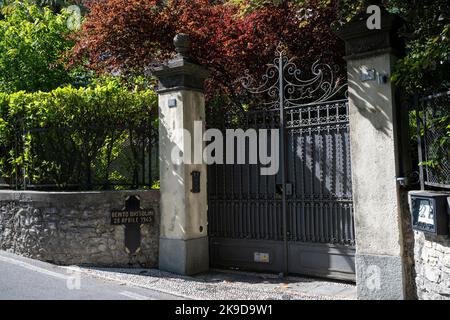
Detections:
[174, 33, 190, 58]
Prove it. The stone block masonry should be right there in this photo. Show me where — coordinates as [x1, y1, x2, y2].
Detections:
[0, 190, 160, 267]
[414, 231, 450, 300]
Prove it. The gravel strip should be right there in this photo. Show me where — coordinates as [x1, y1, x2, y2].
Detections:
[68, 266, 356, 300]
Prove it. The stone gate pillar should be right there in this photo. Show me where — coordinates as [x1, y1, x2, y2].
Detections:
[153, 34, 210, 275]
[336, 7, 416, 299]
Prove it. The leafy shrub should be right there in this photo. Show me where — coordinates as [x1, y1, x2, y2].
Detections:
[0, 78, 159, 190]
[417, 96, 450, 186]
[0, 1, 87, 92]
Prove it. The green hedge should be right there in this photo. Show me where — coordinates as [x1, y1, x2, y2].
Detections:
[0, 79, 159, 190]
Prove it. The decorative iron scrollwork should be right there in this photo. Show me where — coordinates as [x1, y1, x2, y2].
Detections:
[240, 43, 347, 109]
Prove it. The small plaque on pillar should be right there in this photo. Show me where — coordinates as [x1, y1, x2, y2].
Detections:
[361, 68, 376, 82]
[168, 99, 177, 108]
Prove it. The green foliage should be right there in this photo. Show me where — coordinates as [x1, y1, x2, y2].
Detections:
[418, 107, 450, 184]
[0, 1, 82, 92]
[0, 78, 158, 190]
[335, 0, 449, 94]
[390, 0, 450, 94]
[1, 0, 84, 13]
[151, 180, 160, 190]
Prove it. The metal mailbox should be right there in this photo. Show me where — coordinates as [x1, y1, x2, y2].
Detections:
[410, 191, 449, 236]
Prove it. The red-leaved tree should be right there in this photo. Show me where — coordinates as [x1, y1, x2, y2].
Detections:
[73, 0, 345, 102]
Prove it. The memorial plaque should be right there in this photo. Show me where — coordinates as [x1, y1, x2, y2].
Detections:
[111, 195, 155, 225]
[111, 195, 157, 254]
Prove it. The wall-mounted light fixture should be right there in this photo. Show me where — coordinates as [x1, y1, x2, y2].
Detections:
[168, 99, 177, 108]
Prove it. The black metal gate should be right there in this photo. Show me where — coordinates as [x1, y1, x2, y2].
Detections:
[207, 45, 356, 280]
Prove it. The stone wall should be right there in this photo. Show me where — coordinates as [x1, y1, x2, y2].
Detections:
[401, 192, 418, 299]
[414, 231, 450, 299]
[0, 190, 159, 267]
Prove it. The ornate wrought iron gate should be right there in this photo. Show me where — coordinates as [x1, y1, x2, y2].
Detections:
[207, 46, 356, 280]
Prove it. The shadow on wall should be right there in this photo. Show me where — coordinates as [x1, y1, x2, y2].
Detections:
[347, 58, 417, 299]
[158, 90, 208, 240]
[158, 91, 185, 238]
[348, 64, 393, 136]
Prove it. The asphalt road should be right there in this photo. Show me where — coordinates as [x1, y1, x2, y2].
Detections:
[0, 251, 184, 300]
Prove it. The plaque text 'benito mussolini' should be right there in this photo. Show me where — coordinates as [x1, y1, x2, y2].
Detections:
[111, 195, 155, 225]
[111, 208, 155, 225]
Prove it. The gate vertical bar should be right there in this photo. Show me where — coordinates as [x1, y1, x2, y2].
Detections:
[278, 48, 288, 275]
